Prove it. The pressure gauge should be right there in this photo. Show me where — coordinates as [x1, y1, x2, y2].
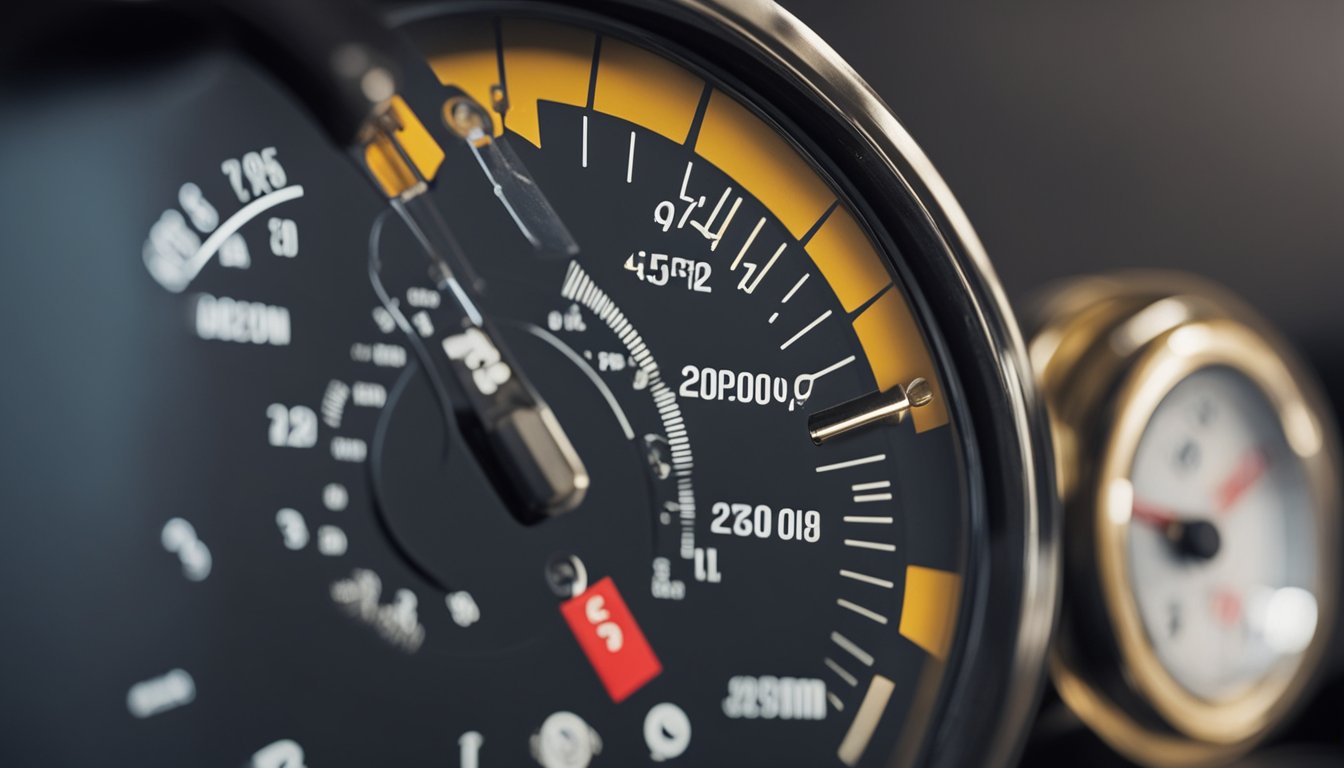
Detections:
[1031, 273, 1340, 765]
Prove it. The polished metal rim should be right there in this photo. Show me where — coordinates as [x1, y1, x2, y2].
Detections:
[623, 2, 1060, 765]
[388, 1, 1061, 763]
[1034, 274, 1341, 766]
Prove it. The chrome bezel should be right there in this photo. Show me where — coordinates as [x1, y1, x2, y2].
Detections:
[9, 1, 1056, 765]
[642, 5, 1060, 766]
[389, 1, 1061, 764]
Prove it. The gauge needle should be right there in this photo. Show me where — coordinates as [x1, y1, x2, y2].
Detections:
[361, 108, 589, 520]
[207, 0, 574, 254]
[357, 97, 589, 518]
[1131, 501, 1221, 560]
[216, 0, 590, 520]
[1130, 501, 1179, 528]
[387, 196, 590, 521]
[1216, 449, 1268, 513]
[368, 220, 589, 528]
[442, 90, 579, 257]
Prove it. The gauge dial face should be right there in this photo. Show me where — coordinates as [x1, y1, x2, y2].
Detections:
[0, 8, 977, 768]
[1127, 365, 1319, 702]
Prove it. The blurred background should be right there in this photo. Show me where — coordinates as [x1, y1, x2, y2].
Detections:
[776, 1, 1344, 763]
[2, 2, 1339, 764]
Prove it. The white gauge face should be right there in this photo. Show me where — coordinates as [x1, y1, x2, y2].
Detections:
[1127, 365, 1320, 702]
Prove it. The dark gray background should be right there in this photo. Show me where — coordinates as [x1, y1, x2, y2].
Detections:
[780, 1, 1344, 393]
[775, 2, 1344, 763]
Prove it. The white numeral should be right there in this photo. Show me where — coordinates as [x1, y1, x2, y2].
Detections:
[267, 404, 318, 448]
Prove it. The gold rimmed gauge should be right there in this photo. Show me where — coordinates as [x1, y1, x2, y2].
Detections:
[1030, 273, 1340, 766]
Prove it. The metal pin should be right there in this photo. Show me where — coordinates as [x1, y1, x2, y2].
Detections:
[808, 378, 933, 445]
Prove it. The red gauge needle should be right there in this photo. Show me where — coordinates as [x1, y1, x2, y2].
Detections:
[1131, 501, 1222, 560]
[1132, 501, 1179, 528]
[1216, 449, 1268, 513]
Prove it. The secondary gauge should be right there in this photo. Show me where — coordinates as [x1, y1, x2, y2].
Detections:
[1031, 273, 1340, 766]
[0, 1, 1055, 766]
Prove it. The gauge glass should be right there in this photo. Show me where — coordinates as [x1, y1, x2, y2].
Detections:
[0, 7, 985, 767]
[1127, 365, 1319, 702]
[1039, 276, 1338, 764]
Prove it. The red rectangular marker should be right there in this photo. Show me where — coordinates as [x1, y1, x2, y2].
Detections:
[560, 576, 662, 703]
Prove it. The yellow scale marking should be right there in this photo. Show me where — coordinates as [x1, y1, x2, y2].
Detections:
[805, 205, 891, 313]
[497, 20, 594, 148]
[428, 17, 949, 432]
[852, 289, 950, 432]
[594, 37, 705, 144]
[363, 96, 446, 198]
[899, 565, 962, 660]
[426, 17, 506, 137]
[422, 21, 966, 750]
[694, 89, 834, 239]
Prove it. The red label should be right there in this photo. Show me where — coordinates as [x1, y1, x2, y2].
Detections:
[560, 576, 662, 703]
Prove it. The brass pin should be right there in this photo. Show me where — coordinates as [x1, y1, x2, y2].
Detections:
[808, 378, 934, 445]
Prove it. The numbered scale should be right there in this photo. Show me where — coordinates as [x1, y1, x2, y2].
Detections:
[0, 1, 1054, 766]
[1031, 274, 1340, 766]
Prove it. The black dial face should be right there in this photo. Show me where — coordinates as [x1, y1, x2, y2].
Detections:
[0, 7, 974, 767]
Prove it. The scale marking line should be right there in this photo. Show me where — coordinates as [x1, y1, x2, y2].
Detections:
[839, 570, 894, 589]
[816, 454, 885, 473]
[837, 598, 888, 624]
[831, 631, 875, 667]
[780, 309, 832, 350]
[838, 675, 897, 767]
[845, 539, 896, 552]
[825, 657, 858, 687]
[625, 131, 636, 183]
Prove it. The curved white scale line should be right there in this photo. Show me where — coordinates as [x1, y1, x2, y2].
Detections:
[522, 324, 636, 441]
[561, 260, 697, 556]
[183, 185, 304, 285]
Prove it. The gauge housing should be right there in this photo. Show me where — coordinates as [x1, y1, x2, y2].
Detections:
[1032, 272, 1340, 766]
[1, 1, 1060, 765]
[389, 1, 1060, 763]
[463, 2, 1065, 764]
